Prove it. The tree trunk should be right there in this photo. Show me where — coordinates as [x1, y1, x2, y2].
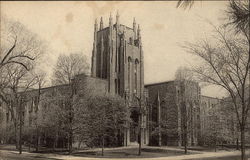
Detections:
[101, 135, 104, 156]
[240, 127, 246, 160]
[214, 139, 217, 152]
[184, 133, 187, 154]
[158, 128, 162, 147]
[53, 133, 58, 152]
[182, 101, 187, 154]
[29, 132, 32, 152]
[237, 138, 239, 150]
[19, 105, 22, 154]
[14, 121, 18, 149]
[19, 119, 22, 154]
[184, 119, 187, 154]
[36, 128, 39, 152]
[53, 138, 56, 151]
[138, 127, 142, 156]
[78, 140, 82, 150]
[68, 131, 72, 155]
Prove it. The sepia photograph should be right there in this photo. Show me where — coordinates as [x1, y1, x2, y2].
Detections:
[0, 1, 249, 160]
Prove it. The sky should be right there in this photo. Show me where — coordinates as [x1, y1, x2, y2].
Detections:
[1, 1, 229, 98]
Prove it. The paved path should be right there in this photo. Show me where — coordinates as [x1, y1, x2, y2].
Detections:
[0, 146, 249, 160]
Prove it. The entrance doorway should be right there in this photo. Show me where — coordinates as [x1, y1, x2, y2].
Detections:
[130, 109, 139, 142]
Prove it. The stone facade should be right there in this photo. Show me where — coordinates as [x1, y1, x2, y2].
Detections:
[0, 75, 107, 146]
[91, 14, 144, 98]
[145, 80, 201, 146]
[1, 13, 239, 148]
[199, 95, 222, 145]
[91, 13, 148, 145]
[0, 13, 148, 147]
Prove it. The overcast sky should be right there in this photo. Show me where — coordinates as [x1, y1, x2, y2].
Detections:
[1, 1, 229, 98]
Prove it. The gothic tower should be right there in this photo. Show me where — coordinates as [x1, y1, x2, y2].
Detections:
[91, 12, 147, 145]
[91, 13, 144, 101]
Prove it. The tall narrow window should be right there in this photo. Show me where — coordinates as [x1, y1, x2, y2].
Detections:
[6, 112, 9, 122]
[128, 57, 132, 92]
[118, 78, 120, 94]
[134, 59, 139, 94]
[115, 79, 118, 94]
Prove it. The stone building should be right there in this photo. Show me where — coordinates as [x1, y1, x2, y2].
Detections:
[0, 12, 148, 146]
[1, 13, 237, 148]
[199, 95, 222, 145]
[0, 75, 107, 147]
[90, 13, 148, 145]
[146, 80, 201, 146]
[145, 78, 241, 147]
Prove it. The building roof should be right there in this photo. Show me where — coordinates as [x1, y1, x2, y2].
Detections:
[145, 80, 174, 87]
[200, 95, 221, 100]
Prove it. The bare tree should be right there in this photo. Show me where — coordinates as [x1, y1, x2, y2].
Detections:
[175, 66, 197, 154]
[0, 17, 46, 105]
[33, 71, 47, 152]
[177, 1, 249, 159]
[0, 17, 45, 71]
[2, 64, 39, 153]
[175, 66, 194, 81]
[77, 94, 130, 156]
[50, 53, 89, 154]
[51, 53, 89, 85]
[0, 18, 46, 154]
[183, 24, 249, 160]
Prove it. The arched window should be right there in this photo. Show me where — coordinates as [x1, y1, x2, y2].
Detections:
[134, 59, 139, 94]
[128, 57, 132, 91]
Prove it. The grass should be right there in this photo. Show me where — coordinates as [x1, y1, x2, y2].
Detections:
[72, 147, 194, 158]
[2, 144, 249, 159]
[186, 155, 249, 160]
[0, 151, 60, 160]
[0, 144, 196, 158]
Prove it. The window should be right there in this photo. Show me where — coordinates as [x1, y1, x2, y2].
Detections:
[29, 117, 32, 126]
[118, 78, 120, 94]
[30, 98, 35, 113]
[6, 112, 9, 122]
[134, 59, 139, 94]
[128, 57, 132, 91]
[177, 89, 180, 102]
[115, 79, 118, 94]
[34, 96, 39, 112]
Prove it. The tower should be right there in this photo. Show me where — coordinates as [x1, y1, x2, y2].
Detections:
[91, 13, 144, 100]
[91, 12, 147, 145]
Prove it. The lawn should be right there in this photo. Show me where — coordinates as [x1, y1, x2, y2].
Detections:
[0, 144, 197, 159]
[186, 155, 249, 160]
[0, 151, 60, 160]
[72, 147, 194, 158]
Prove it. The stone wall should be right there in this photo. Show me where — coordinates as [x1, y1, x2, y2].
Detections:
[146, 80, 202, 146]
